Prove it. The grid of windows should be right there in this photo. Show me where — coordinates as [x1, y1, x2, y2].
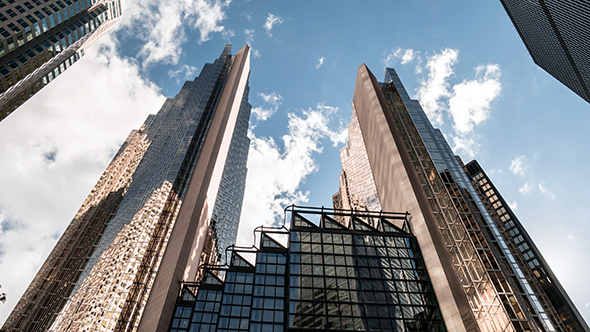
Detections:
[0, 0, 122, 120]
[465, 161, 585, 332]
[289, 217, 444, 331]
[170, 209, 446, 332]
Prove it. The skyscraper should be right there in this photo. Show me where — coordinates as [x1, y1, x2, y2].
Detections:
[168, 206, 449, 332]
[0, 0, 122, 121]
[499, 0, 590, 103]
[2, 44, 251, 332]
[333, 64, 590, 331]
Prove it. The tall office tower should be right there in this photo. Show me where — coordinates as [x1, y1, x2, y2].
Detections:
[333, 65, 589, 331]
[464, 160, 589, 332]
[499, 0, 590, 103]
[168, 206, 449, 332]
[2, 44, 252, 332]
[0, 0, 122, 121]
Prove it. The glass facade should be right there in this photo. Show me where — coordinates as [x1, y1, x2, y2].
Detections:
[466, 160, 590, 332]
[336, 105, 382, 213]
[500, 0, 590, 103]
[0, 0, 122, 121]
[169, 207, 446, 332]
[335, 65, 590, 331]
[2, 45, 251, 332]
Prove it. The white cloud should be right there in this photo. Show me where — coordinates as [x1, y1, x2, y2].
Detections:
[119, 0, 231, 66]
[0, 37, 164, 322]
[539, 181, 556, 199]
[567, 234, 574, 240]
[237, 105, 346, 246]
[384, 47, 417, 66]
[316, 57, 325, 69]
[263, 13, 284, 36]
[222, 29, 235, 43]
[251, 92, 283, 121]
[509, 155, 527, 176]
[448, 64, 501, 135]
[168, 64, 199, 83]
[451, 135, 479, 158]
[245, 29, 255, 44]
[519, 181, 532, 194]
[244, 29, 261, 58]
[415, 48, 458, 125]
[508, 201, 518, 211]
[409, 49, 501, 156]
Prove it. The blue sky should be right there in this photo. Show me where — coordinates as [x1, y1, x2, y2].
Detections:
[1, 0, 590, 325]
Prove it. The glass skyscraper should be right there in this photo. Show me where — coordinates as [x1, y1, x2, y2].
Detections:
[499, 0, 590, 103]
[333, 64, 589, 331]
[169, 206, 447, 332]
[2, 44, 252, 332]
[0, 0, 122, 121]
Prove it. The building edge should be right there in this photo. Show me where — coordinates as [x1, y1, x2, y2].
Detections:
[136, 44, 251, 332]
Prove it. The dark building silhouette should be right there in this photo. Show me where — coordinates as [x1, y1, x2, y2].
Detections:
[499, 0, 590, 103]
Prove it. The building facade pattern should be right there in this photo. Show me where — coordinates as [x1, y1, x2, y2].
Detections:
[465, 160, 590, 332]
[210, 83, 252, 265]
[337, 106, 382, 213]
[335, 65, 589, 331]
[499, 0, 590, 103]
[0, 0, 122, 121]
[168, 207, 447, 332]
[383, 68, 559, 332]
[2, 45, 251, 332]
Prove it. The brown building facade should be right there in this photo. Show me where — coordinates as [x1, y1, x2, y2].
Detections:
[333, 65, 589, 332]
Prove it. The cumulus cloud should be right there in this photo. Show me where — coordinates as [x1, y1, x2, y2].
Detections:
[519, 181, 532, 194]
[509, 155, 527, 176]
[237, 105, 347, 246]
[411, 48, 501, 157]
[0, 37, 164, 322]
[263, 13, 284, 36]
[448, 64, 501, 135]
[384, 47, 418, 66]
[567, 234, 574, 240]
[415, 48, 458, 125]
[119, 0, 231, 66]
[316, 57, 325, 69]
[251, 92, 283, 122]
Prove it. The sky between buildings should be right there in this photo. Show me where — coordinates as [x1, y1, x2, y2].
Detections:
[1, 0, 589, 325]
